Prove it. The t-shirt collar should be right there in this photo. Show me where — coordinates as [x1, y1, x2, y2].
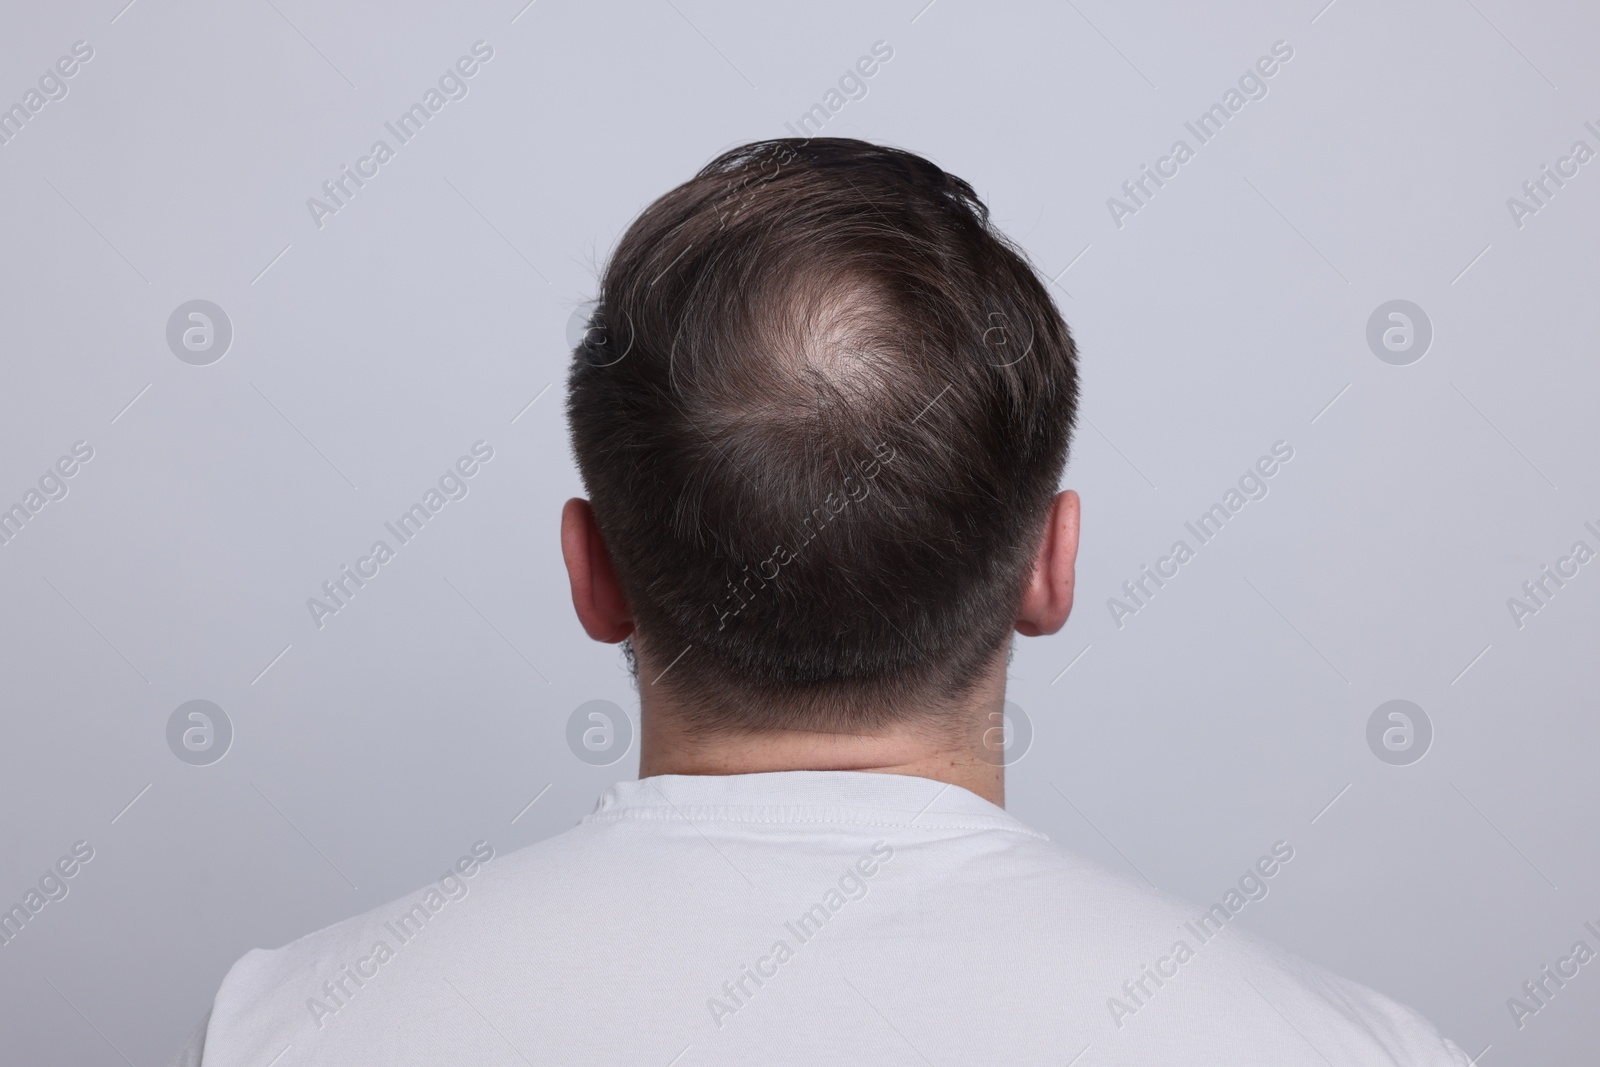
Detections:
[584, 769, 1047, 838]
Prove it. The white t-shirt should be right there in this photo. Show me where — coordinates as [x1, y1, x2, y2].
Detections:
[177, 771, 1470, 1066]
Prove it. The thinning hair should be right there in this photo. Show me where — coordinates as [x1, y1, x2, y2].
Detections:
[567, 138, 1078, 733]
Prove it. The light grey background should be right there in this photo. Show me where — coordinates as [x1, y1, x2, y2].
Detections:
[1, 0, 1596, 1062]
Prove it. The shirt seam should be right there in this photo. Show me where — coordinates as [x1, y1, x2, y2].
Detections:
[582, 808, 1048, 838]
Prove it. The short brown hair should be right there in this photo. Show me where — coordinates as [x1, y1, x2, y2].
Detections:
[567, 138, 1078, 731]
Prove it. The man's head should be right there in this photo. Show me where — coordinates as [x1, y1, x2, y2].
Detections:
[564, 138, 1079, 734]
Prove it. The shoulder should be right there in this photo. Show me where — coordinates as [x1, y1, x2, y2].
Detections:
[955, 832, 1471, 1065]
[195, 832, 578, 1065]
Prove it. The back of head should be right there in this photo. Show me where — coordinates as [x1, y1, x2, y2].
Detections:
[567, 138, 1078, 732]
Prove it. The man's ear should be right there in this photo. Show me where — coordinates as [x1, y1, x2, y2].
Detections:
[1014, 490, 1080, 637]
[561, 498, 635, 643]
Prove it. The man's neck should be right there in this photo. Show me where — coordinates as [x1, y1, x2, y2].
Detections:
[635, 657, 1009, 807]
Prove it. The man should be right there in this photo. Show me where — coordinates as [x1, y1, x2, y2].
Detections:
[178, 138, 1469, 1065]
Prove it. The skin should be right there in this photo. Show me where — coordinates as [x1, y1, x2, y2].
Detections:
[560, 490, 1080, 807]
